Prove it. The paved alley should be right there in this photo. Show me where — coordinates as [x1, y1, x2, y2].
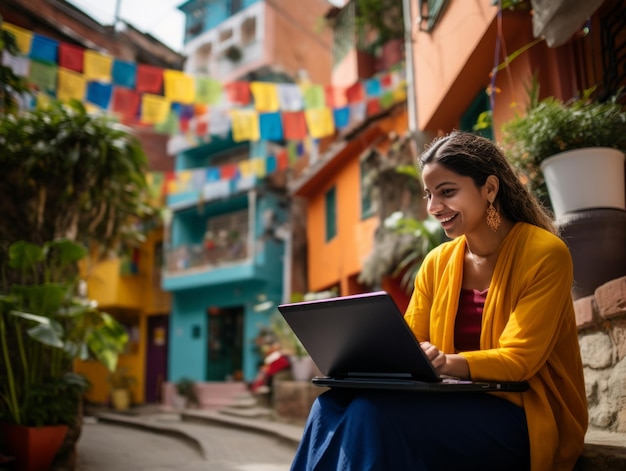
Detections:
[76, 418, 296, 471]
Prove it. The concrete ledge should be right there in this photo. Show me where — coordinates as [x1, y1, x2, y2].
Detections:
[579, 431, 626, 471]
[95, 412, 206, 458]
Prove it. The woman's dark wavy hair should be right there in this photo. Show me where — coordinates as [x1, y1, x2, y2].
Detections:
[418, 131, 556, 234]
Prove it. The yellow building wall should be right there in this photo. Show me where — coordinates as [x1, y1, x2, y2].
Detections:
[76, 228, 169, 405]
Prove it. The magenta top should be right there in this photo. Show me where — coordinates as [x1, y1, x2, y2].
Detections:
[454, 288, 487, 352]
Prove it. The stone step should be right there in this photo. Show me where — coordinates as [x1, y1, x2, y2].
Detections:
[218, 406, 272, 420]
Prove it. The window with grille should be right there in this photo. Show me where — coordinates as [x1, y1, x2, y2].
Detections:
[325, 187, 337, 242]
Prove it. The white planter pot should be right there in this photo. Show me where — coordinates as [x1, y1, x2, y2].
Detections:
[540, 147, 625, 219]
[290, 356, 314, 381]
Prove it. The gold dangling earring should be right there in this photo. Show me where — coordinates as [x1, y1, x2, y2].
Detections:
[486, 201, 501, 232]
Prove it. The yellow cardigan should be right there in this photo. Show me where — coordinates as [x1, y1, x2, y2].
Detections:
[404, 222, 588, 471]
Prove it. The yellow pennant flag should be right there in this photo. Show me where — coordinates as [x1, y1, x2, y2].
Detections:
[305, 107, 335, 139]
[57, 68, 86, 102]
[177, 170, 193, 192]
[230, 109, 260, 142]
[84, 50, 113, 82]
[163, 70, 195, 105]
[249, 82, 280, 112]
[2, 23, 33, 55]
[141, 94, 171, 125]
[238, 160, 252, 178]
[251, 157, 267, 178]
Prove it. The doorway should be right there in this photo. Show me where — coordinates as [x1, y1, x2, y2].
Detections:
[145, 315, 169, 403]
[206, 306, 244, 381]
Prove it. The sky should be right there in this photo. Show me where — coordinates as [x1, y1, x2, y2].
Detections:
[66, 0, 187, 52]
[65, 0, 346, 54]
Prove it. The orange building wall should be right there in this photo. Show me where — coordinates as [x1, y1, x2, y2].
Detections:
[306, 162, 379, 294]
[305, 109, 409, 296]
[408, 0, 581, 137]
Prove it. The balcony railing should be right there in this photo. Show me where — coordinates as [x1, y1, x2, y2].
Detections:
[164, 208, 252, 276]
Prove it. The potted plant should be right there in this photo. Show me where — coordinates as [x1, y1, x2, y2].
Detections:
[174, 377, 198, 410]
[0, 239, 128, 470]
[107, 367, 137, 411]
[501, 82, 626, 218]
[502, 82, 626, 299]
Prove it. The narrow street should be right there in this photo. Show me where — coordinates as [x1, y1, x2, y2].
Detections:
[76, 419, 295, 471]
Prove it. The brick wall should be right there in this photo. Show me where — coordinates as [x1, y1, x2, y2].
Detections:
[575, 276, 626, 433]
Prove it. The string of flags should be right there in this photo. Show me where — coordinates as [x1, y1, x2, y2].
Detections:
[1, 21, 408, 201]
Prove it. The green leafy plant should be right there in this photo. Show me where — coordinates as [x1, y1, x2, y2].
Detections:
[501, 81, 626, 203]
[384, 212, 447, 291]
[0, 239, 128, 426]
[175, 377, 198, 407]
[0, 99, 155, 253]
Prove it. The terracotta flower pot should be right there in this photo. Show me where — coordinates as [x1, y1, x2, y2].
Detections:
[0, 423, 68, 471]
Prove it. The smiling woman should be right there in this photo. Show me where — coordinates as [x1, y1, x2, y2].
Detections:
[290, 131, 587, 471]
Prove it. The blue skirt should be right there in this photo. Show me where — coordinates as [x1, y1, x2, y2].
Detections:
[291, 388, 530, 471]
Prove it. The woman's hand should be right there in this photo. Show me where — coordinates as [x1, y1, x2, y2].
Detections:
[420, 341, 447, 373]
[420, 341, 471, 379]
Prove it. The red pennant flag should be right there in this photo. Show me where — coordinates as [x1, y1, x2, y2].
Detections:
[346, 82, 365, 104]
[220, 163, 239, 180]
[276, 149, 289, 170]
[282, 111, 307, 140]
[325, 85, 347, 108]
[225, 81, 251, 105]
[112, 87, 141, 121]
[136, 64, 164, 94]
[380, 73, 392, 88]
[366, 98, 381, 116]
[59, 43, 84, 73]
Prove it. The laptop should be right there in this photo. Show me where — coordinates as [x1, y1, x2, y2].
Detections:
[277, 291, 529, 393]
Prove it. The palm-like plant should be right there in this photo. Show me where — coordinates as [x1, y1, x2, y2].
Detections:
[0, 100, 154, 252]
[0, 239, 128, 426]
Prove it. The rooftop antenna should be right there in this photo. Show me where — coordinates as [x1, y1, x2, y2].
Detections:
[114, 0, 123, 32]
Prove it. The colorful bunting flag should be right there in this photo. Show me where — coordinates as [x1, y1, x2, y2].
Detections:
[84, 50, 113, 82]
[112, 59, 137, 89]
[29, 34, 58, 63]
[305, 107, 334, 139]
[195, 76, 223, 105]
[58, 43, 84, 73]
[2, 23, 32, 55]
[136, 64, 163, 94]
[282, 111, 307, 140]
[163, 69, 195, 104]
[86, 81, 113, 109]
[301, 84, 325, 110]
[28, 60, 57, 93]
[230, 109, 260, 142]
[259, 112, 283, 141]
[141, 93, 170, 124]
[250, 81, 280, 112]
[277, 84, 303, 111]
[57, 67, 86, 101]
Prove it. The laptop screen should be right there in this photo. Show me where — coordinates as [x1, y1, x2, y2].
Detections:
[277, 291, 440, 382]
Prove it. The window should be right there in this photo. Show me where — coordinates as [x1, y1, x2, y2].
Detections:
[360, 159, 374, 219]
[417, 0, 449, 32]
[325, 187, 337, 242]
[460, 90, 493, 140]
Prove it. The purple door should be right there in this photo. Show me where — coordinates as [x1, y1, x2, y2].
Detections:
[145, 315, 169, 403]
